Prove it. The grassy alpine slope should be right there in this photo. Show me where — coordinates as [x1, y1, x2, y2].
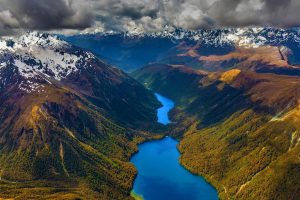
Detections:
[133, 64, 300, 200]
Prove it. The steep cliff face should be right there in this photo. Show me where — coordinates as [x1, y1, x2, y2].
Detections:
[0, 32, 160, 199]
[133, 64, 300, 200]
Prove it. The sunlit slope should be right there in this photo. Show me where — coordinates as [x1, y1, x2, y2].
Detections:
[133, 64, 300, 200]
[0, 32, 160, 199]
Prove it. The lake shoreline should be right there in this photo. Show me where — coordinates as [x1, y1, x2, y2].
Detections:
[130, 93, 218, 200]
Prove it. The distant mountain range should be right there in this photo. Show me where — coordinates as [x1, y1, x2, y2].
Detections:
[65, 27, 300, 71]
[0, 32, 160, 199]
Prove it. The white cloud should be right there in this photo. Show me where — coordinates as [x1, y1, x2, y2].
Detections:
[0, 0, 300, 35]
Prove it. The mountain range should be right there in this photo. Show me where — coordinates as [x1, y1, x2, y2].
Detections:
[0, 32, 160, 199]
[65, 27, 300, 71]
[0, 28, 300, 200]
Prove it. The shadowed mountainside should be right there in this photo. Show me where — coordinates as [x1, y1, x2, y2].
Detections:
[65, 28, 300, 74]
[161, 43, 300, 76]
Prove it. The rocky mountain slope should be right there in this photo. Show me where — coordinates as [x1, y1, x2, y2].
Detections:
[133, 64, 300, 200]
[0, 32, 160, 199]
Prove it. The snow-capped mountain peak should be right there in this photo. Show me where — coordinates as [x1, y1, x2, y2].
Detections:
[0, 32, 96, 93]
[87, 26, 300, 49]
[0, 32, 69, 51]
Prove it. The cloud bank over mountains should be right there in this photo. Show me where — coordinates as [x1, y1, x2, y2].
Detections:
[0, 0, 300, 35]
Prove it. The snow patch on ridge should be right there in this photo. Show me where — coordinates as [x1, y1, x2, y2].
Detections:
[0, 32, 96, 93]
[86, 26, 300, 49]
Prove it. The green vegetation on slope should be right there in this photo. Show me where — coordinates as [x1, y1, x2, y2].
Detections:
[0, 66, 161, 199]
[133, 64, 300, 200]
[0, 87, 141, 199]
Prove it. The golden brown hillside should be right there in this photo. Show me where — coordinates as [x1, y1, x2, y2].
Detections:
[0, 34, 161, 199]
[134, 64, 300, 200]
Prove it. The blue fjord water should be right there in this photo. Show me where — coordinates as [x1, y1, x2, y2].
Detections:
[131, 93, 218, 200]
[155, 93, 175, 125]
